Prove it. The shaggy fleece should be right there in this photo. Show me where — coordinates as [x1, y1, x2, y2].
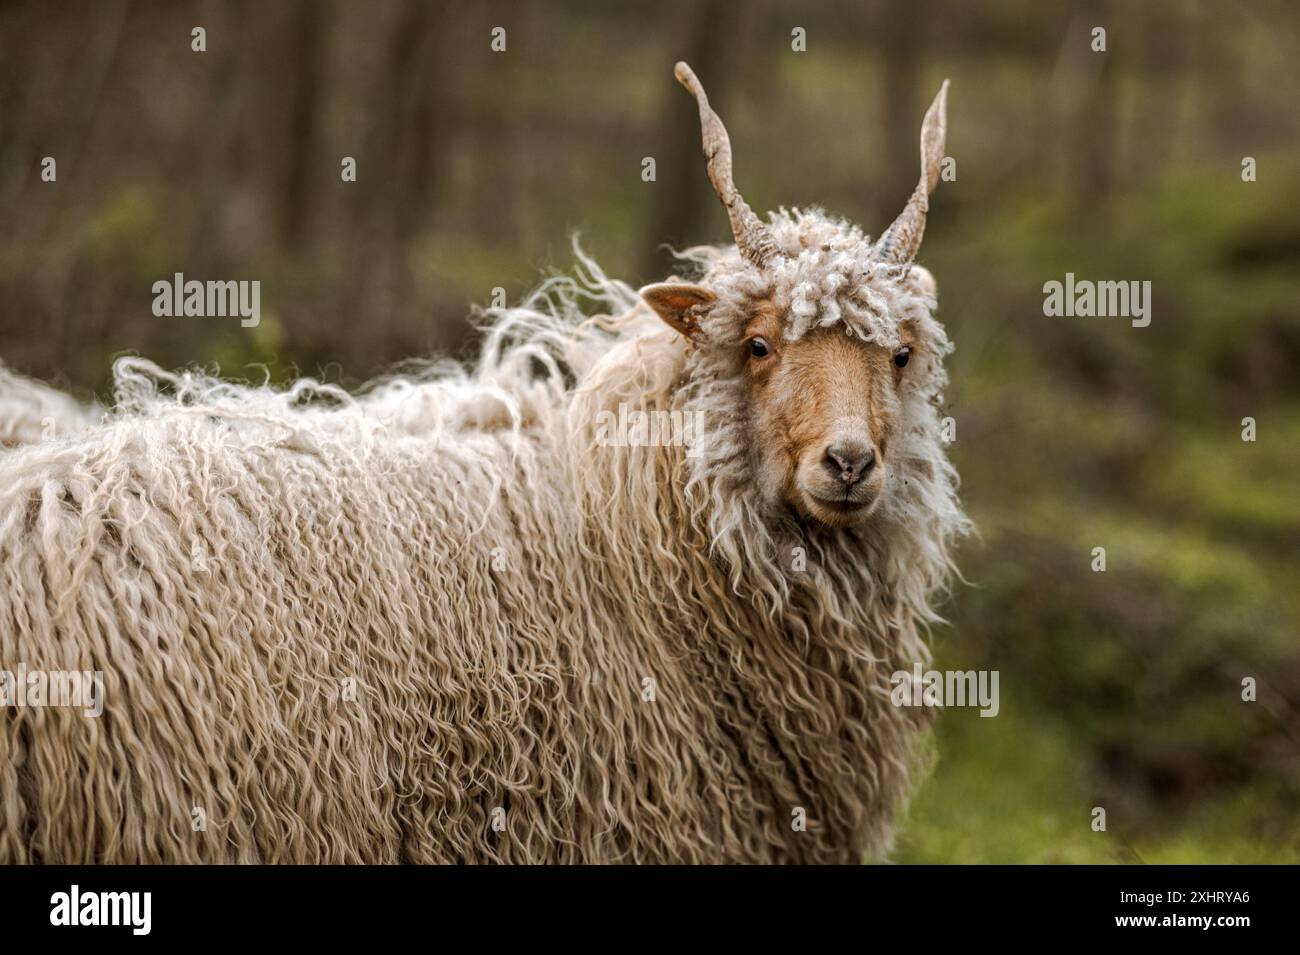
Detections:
[0, 238, 966, 863]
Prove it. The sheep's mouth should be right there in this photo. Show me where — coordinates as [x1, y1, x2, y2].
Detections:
[811, 495, 870, 511]
[800, 490, 880, 526]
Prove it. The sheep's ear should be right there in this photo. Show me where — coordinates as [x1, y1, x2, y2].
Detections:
[907, 265, 937, 299]
[640, 283, 717, 340]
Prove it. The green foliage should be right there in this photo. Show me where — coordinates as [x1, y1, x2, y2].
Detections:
[896, 164, 1300, 862]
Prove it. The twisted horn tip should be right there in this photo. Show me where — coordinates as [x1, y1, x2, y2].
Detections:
[674, 61, 700, 93]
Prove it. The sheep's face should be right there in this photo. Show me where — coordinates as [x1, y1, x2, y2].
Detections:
[739, 298, 910, 527]
[642, 260, 939, 529]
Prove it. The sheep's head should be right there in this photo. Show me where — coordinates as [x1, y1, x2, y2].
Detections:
[641, 62, 952, 530]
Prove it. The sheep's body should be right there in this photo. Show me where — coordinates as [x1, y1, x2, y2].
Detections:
[0, 236, 962, 863]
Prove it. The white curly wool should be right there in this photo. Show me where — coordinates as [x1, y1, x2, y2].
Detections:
[0, 237, 967, 863]
[690, 207, 939, 349]
[0, 364, 98, 449]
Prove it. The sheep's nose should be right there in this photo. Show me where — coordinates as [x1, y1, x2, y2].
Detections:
[825, 442, 876, 486]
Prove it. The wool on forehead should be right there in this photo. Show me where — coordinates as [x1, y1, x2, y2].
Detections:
[678, 207, 938, 350]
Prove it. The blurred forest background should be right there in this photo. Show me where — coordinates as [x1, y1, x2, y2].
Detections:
[2, 0, 1298, 862]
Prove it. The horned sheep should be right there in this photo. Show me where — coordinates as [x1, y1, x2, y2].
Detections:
[0, 63, 968, 863]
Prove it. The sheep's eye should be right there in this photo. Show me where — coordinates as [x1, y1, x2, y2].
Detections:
[894, 347, 911, 368]
[749, 336, 771, 359]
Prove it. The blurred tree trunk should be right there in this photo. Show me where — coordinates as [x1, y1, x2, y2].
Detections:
[188, 0, 242, 264]
[1073, 0, 1115, 217]
[341, 0, 450, 372]
[466, 51, 518, 245]
[881, 0, 928, 226]
[51, 1, 127, 386]
[1136, 0, 1189, 177]
[642, 0, 732, 280]
[279, 0, 325, 246]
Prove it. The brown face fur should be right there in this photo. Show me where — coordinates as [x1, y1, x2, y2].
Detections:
[741, 299, 914, 527]
[640, 281, 922, 529]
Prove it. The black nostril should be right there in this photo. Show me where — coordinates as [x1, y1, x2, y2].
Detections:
[825, 445, 876, 485]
